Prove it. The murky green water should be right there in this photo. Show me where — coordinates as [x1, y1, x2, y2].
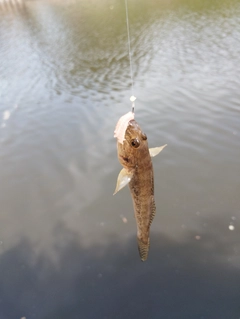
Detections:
[0, 0, 240, 318]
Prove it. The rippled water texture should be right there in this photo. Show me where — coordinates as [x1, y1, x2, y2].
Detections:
[0, 0, 240, 318]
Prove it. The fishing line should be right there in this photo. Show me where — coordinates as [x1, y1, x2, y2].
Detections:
[124, 0, 136, 113]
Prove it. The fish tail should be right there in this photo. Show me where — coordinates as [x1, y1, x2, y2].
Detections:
[137, 237, 150, 262]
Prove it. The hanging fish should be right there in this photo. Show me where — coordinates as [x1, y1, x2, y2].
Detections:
[114, 112, 167, 261]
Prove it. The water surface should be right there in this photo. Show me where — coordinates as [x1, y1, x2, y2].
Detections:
[0, 0, 240, 318]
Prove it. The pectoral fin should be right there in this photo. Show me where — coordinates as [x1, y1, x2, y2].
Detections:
[149, 144, 167, 157]
[113, 168, 133, 195]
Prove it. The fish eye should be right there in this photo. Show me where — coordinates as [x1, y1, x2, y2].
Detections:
[131, 138, 140, 148]
[142, 133, 147, 140]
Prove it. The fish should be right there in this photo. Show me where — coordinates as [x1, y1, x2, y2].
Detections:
[114, 112, 167, 261]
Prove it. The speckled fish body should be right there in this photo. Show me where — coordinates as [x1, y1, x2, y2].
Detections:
[114, 114, 167, 261]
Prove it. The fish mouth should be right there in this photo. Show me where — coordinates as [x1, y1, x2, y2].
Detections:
[126, 119, 147, 142]
[125, 119, 142, 137]
[128, 119, 139, 129]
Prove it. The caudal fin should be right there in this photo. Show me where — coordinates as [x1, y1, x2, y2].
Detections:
[137, 237, 150, 262]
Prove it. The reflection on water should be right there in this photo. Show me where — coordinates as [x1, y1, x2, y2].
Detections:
[1, 226, 240, 319]
[0, 0, 240, 318]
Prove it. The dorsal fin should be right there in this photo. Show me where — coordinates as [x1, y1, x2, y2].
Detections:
[149, 197, 156, 226]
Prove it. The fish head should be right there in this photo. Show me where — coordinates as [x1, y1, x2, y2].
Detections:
[117, 119, 149, 169]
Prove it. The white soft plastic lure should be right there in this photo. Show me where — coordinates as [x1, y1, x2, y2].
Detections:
[114, 111, 135, 144]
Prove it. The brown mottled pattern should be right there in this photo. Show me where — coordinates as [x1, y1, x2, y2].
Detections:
[129, 151, 154, 261]
[116, 119, 156, 261]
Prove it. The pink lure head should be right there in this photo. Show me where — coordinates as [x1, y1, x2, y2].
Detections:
[114, 112, 135, 144]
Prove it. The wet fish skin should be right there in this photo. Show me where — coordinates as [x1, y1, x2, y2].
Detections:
[114, 119, 166, 261]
